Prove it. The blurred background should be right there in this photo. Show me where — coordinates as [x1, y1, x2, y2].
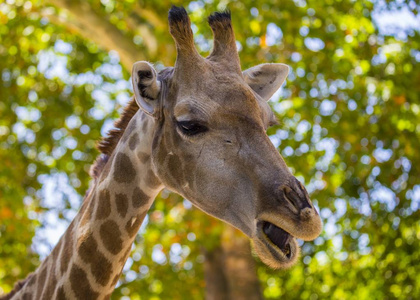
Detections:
[0, 0, 419, 299]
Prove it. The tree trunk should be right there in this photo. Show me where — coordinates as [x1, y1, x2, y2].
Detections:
[204, 225, 263, 300]
[204, 246, 230, 300]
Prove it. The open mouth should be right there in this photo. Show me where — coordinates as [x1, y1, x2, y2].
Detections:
[262, 221, 293, 258]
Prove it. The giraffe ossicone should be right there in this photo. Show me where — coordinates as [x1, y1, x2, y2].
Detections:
[2, 6, 322, 300]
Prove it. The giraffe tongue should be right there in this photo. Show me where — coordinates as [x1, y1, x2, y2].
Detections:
[263, 222, 292, 257]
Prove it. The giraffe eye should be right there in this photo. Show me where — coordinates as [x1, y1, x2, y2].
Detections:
[176, 121, 208, 136]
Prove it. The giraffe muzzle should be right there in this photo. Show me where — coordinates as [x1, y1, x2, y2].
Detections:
[281, 177, 313, 211]
[252, 177, 322, 269]
[256, 177, 321, 243]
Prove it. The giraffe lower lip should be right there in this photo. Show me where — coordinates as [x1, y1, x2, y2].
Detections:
[262, 221, 293, 258]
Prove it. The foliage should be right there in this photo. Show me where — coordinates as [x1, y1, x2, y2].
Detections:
[0, 0, 419, 299]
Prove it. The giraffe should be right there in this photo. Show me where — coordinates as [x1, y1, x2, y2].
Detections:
[1, 6, 322, 300]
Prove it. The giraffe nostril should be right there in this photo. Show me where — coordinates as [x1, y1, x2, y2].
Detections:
[282, 185, 300, 210]
[300, 207, 314, 220]
[282, 184, 313, 212]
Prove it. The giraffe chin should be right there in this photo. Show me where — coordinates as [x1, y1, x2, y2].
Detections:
[252, 221, 300, 269]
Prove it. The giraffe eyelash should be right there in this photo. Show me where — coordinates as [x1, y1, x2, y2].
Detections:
[176, 120, 208, 137]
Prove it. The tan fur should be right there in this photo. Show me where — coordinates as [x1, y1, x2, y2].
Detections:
[2, 6, 322, 299]
[142, 6, 322, 269]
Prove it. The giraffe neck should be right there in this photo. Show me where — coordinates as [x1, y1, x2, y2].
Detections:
[12, 111, 163, 299]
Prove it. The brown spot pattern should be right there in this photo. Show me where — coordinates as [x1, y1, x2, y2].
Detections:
[22, 293, 31, 300]
[100, 220, 123, 255]
[103, 293, 113, 300]
[113, 152, 136, 183]
[60, 224, 74, 275]
[70, 265, 99, 299]
[146, 169, 161, 188]
[156, 136, 167, 164]
[115, 193, 128, 218]
[110, 273, 121, 287]
[122, 117, 137, 143]
[119, 247, 132, 264]
[56, 286, 67, 300]
[78, 233, 113, 286]
[42, 271, 57, 299]
[26, 274, 36, 287]
[142, 119, 148, 132]
[132, 187, 148, 208]
[80, 201, 94, 228]
[137, 152, 150, 163]
[167, 154, 184, 185]
[96, 189, 111, 220]
[125, 212, 147, 237]
[35, 265, 48, 299]
[51, 239, 62, 260]
[128, 134, 139, 151]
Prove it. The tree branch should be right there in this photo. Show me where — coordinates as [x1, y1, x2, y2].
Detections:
[45, 0, 145, 71]
[132, 5, 166, 30]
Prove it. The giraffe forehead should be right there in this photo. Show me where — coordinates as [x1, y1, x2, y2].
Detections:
[173, 98, 217, 120]
[167, 58, 264, 117]
[173, 84, 262, 124]
[173, 62, 252, 102]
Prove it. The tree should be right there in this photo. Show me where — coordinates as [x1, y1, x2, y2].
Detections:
[0, 0, 419, 299]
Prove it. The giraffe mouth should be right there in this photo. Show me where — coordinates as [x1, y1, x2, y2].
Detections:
[261, 221, 293, 258]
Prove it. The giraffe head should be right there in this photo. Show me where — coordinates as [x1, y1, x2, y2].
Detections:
[131, 6, 322, 269]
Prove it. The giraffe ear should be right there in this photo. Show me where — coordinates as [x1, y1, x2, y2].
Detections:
[132, 61, 161, 117]
[243, 63, 289, 101]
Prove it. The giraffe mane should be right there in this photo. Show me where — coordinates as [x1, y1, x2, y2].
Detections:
[89, 67, 174, 182]
[0, 273, 34, 300]
[90, 98, 139, 181]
